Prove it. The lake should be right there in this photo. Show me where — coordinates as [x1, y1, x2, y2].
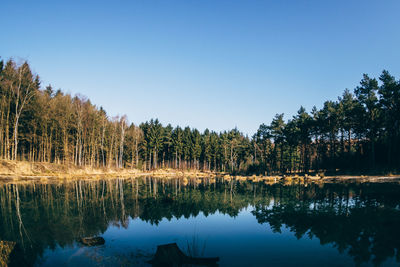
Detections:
[1, 177, 400, 266]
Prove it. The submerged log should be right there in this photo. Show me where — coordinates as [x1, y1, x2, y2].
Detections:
[79, 237, 105, 246]
[0, 241, 28, 267]
[148, 243, 219, 266]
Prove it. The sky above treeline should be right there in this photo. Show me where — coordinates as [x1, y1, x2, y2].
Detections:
[1, 0, 400, 135]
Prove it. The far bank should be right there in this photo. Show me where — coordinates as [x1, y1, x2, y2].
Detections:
[1, 160, 399, 185]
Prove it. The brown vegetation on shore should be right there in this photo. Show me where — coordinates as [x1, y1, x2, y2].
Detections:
[1, 160, 399, 185]
[0, 159, 217, 180]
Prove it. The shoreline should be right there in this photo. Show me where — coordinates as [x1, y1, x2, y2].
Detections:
[0, 160, 399, 184]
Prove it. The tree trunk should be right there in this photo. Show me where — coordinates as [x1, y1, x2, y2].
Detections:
[153, 147, 157, 169]
[13, 115, 20, 161]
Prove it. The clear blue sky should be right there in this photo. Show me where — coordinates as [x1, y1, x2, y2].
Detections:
[1, 0, 400, 135]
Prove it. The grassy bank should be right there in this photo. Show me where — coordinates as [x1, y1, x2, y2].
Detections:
[1, 160, 399, 184]
[0, 160, 217, 180]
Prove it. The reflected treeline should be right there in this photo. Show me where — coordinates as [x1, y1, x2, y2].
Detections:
[0, 177, 268, 265]
[1, 178, 400, 266]
[252, 182, 400, 266]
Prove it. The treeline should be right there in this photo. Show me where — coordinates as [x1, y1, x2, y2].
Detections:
[0, 58, 399, 174]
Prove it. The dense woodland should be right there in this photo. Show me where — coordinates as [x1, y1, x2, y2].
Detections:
[0, 58, 399, 174]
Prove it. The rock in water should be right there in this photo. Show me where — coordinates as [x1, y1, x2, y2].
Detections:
[0, 241, 28, 267]
[79, 237, 105, 246]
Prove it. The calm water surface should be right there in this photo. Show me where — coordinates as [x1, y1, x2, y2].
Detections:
[1, 177, 400, 266]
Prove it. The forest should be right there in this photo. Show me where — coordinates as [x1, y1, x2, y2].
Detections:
[0, 58, 399, 175]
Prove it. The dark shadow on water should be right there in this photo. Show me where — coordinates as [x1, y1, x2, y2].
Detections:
[148, 243, 219, 267]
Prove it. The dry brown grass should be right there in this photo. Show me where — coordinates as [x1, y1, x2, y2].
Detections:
[0, 160, 221, 182]
[1, 160, 399, 184]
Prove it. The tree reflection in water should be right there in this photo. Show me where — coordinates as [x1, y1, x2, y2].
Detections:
[0, 178, 400, 266]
